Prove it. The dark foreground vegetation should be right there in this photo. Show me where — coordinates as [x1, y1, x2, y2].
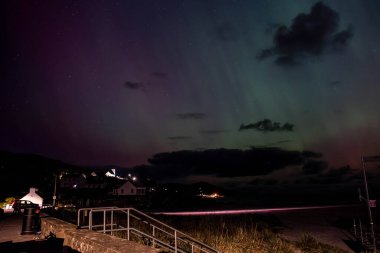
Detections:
[156, 214, 350, 253]
[48, 206, 351, 253]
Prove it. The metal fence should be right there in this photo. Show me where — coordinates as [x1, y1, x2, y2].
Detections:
[351, 217, 379, 252]
[77, 206, 220, 253]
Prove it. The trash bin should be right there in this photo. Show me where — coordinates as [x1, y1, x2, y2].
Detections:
[21, 207, 38, 235]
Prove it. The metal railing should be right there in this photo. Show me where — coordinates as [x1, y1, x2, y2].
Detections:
[77, 206, 220, 253]
[352, 218, 378, 252]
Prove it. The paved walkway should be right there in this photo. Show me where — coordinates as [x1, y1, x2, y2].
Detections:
[0, 211, 64, 252]
[0, 210, 161, 253]
[0, 212, 37, 243]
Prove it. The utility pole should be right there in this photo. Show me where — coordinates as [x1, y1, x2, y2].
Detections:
[360, 155, 379, 252]
[53, 174, 57, 207]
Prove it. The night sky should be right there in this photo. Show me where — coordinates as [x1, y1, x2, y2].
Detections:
[2, 0, 380, 185]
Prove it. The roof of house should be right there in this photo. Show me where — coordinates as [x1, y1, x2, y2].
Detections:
[115, 179, 146, 189]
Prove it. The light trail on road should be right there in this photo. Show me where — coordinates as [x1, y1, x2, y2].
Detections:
[150, 204, 357, 216]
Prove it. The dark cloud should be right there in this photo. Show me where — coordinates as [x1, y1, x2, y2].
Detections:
[167, 136, 192, 141]
[136, 147, 326, 181]
[123, 81, 145, 90]
[199, 129, 230, 134]
[239, 119, 294, 132]
[331, 26, 354, 51]
[176, 113, 206, 120]
[150, 72, 168, 79]
[258, 1, 353, 66]
[124, 72, 167, 91]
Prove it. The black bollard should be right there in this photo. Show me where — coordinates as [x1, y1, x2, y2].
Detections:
[21, 207, 36, 235]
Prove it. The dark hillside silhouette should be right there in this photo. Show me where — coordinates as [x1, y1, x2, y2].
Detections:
[0, 150, 82, 200]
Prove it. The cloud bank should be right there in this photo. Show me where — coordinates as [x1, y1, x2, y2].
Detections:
[257, 1, 353, 66]
[133, 147, 326, 181]
[239, 119, 294, 132]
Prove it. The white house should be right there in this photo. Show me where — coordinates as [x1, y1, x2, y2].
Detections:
[112, 180, 146, 196]
[20, 187, 43, 207]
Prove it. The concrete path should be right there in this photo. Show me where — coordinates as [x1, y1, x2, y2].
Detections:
[0, 212, 37, 243]
[0, 210, 162, 253]
[0, 211, 64, 252]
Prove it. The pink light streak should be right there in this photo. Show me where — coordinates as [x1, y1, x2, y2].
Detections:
[150, 204, 355, 216]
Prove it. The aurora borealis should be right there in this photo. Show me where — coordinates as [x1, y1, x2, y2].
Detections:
[2, 0, 380, 178]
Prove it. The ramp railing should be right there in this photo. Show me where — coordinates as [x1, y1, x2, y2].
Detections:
[77, 206, 220, 253]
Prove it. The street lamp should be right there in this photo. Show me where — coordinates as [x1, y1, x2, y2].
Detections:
[360, 155, 379, 252]
[53, 174, 57, 207]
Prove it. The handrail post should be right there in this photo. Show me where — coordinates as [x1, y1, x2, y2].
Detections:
[77, 209, 81, 228]
[89, 210, 93, 230]
[174, 230, 177, 253]
[127, 209, 130, 240]
[111, 209, 114, 236]
[152, 226, 156, 248]
[103, 210, 106, 233]
[359, 219, 364, 243]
